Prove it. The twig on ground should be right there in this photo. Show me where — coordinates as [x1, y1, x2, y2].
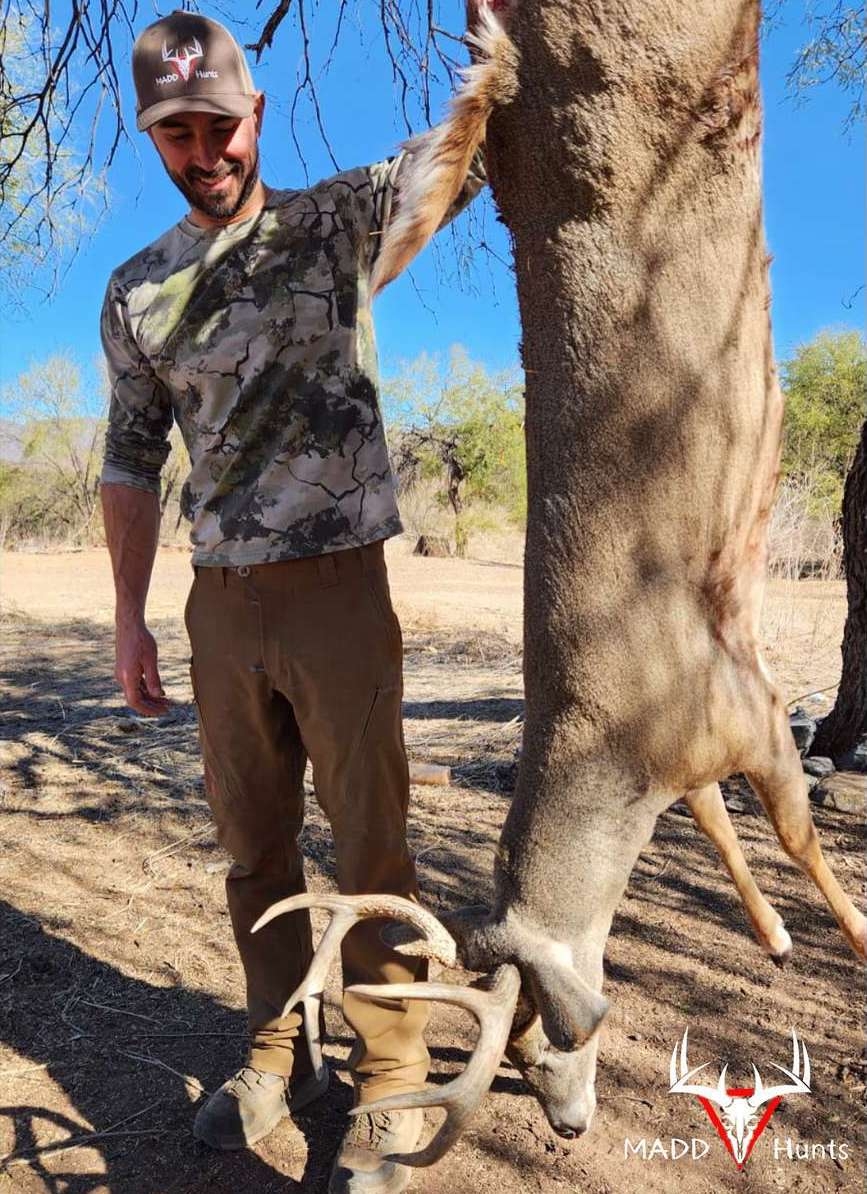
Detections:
[142, 824, 215, 873]
[786, 682, 840, 708]
[115, 1048, 208, 1098]
[77, 999, 163, 1025]
[415, 838, 448, 864]
[0, 1100, 164, 1167]
[100, 881, 154, 925]
[60, 992, 89, 1039]
[129, 1031, 243, 1040]
[0, 960, 22, 984]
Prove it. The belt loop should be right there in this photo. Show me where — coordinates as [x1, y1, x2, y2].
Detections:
[317, 553, 339, 588]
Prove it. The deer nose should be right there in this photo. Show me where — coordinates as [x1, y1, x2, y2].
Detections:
[550, 1118, 589, 1139]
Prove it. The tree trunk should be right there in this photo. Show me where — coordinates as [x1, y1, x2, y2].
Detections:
[812, 419, 867, 762]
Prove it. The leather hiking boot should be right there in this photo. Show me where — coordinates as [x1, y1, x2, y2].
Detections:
[328, 1108, 424, 1194]
[194, 1063, 329, 1151]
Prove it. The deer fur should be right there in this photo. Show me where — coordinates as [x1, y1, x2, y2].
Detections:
[370, 3, 518, 296]
[370, 0, 865, 1144]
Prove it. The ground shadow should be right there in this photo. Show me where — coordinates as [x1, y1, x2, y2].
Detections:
[0, 899, 362, 1192]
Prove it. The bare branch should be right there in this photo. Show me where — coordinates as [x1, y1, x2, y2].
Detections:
[246, 0, 294, 61]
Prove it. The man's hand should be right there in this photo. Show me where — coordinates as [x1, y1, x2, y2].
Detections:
[115, 616, 172, 717]
[102, 483, 168, 716]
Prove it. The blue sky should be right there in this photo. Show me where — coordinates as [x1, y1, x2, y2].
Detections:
[1, 4, 862, 397]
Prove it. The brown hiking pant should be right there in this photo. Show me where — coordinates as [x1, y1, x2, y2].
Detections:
[184, 541, 429, 1100]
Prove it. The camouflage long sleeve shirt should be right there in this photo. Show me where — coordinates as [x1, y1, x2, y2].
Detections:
[101, 153, 485, 566]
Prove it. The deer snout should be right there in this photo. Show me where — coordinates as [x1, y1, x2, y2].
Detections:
[506, 1013, 599, 1142]
[544, 1083, 597, 1139]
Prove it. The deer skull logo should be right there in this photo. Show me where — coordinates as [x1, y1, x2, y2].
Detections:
[669, 1028, 811, 1167]
[161, 38, 204, 82]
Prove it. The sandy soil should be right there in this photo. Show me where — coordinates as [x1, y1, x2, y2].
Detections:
[0, 541, 863, 1194]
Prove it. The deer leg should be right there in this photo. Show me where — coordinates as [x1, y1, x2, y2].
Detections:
[684, 783, 792, 963]
[745, 726, 866, 959]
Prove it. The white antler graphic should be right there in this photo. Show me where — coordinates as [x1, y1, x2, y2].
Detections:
[669, 1028, 811, 1165]
[161, 37, 204, 82]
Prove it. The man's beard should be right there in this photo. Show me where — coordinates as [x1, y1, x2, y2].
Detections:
[169, 149, 261, 220]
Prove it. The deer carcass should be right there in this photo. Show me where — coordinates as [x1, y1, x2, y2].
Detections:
[256, 0, 866, 1166]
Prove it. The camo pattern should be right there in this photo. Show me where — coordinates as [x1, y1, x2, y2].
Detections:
[101, 153, 485, 565]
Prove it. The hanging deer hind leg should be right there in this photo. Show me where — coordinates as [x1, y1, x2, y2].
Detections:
[685, 782, 793, 963]
[744, 697, 866, 959]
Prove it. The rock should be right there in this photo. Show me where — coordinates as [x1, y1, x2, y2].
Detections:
[413, 535, 451, 557]
[835, 736, 867, 774]
[788, 707, 817, 756]
[810, 772, 866, 815]
[804, 773, 821, 794]
[723, 797, 747, 813]
[803, 756, 835, 779]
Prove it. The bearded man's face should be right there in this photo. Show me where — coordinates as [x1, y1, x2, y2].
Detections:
[150, 102, 263, 224]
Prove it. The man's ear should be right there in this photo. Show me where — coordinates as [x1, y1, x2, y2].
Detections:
[254, 91, 266, 134]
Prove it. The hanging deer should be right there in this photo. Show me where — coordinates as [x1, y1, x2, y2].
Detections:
[255, 0, 865, 1167]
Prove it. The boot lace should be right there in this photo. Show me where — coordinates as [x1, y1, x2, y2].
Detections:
[225, 1065, 283, 1099]
[348, 1110, 397, 1149]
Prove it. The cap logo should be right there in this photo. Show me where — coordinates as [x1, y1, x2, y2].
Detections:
[160, 37, 204, 82]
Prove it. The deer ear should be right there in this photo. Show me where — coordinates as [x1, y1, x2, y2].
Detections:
[525, 959, 609, 1051]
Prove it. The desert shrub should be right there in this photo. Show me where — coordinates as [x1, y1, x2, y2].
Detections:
[781, 328, 866, 517]
[385, 347, 525, 554]
[768, 469, 842, 579]
[1, 355, 191, 550]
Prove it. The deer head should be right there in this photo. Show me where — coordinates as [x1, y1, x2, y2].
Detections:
[252, 892, 607, 1163]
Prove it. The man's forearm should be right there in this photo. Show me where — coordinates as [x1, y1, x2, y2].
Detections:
[101, 482, 161, 622]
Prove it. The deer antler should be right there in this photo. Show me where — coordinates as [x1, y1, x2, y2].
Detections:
[251, 893, 458, 1083]
[253, 892, 522, 1162]
[346, 963, 521, 1166]
[669, 1028, 730, 1107]
[747, 1029, 811, 1108]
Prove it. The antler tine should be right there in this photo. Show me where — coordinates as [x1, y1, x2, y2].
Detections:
[250, 893, 459, 1083]
[345, 964, 521, 1167]
[252, 893, 457, 965]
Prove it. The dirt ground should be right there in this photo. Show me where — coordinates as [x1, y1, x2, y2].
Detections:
[0, 539, 864, 1194]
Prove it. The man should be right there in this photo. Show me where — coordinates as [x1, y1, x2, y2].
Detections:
[100, 10, 485, 1193]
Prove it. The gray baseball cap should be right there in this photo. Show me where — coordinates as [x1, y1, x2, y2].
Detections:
[133, 11, 257, 132]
